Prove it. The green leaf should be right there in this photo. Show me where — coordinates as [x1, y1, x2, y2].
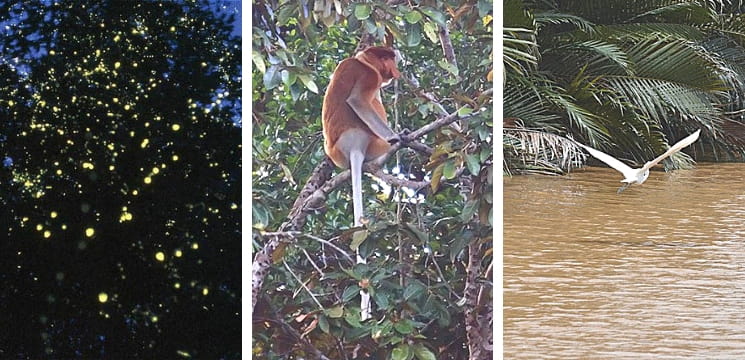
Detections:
[298, 74, 318, 93]
[325, 305, 344, 318]
[387, 335, 404, 346]
[419, 7, 447, 26]
[354, 3, 371, 20]
[344, 310, 362, 328]
[405, 10, 423, 24]
[404, 223, 429, 243]
[350, 230, 368, 251]
[252, 52, 266, 73]
[443, 160, 456, 179]
[403, 280, 426, 300]
[438, 59, 459, 76]
[393, 319, 414, 334]
[477, 125, 489, 141]
[341, 266, 360, 280]
[373, 291, 389, 309]
[251, 202, 270, 228]
[465, 154, 481, 175]
[413, 344, 436, 360]
[391, 344, 411, 360]
[318, 315, 330, 333]
[404, 23, 422, 47]
[431, 163, 444, 192]
[450, 230, 473, 263]
[436, 304, 451, 327]
[480, 146, 490, 162]
[477, 0, 491, 17]
[364, 19, 378, 34]
[342, 285, 361, 302]
[279, 163, 295, 184]
[423, 21, 438, 43]
[460, 199, 479, 223]
[457, 106, 473, 116]
[263, 65, 281, 89]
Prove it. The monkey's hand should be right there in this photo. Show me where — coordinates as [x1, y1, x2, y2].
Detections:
[386, 129, 411, 145]
[394, 128, 412, 144]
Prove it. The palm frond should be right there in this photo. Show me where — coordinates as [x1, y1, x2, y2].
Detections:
[628, 1, 716, 24]
[600, 75, 723, 132]
[544, 0, 709, 24]
[504, 72, 612, 144]
[593, 23, 707, 42]
[503, 82, 562, 128]
[546, 40, 633, 75]
[534, 10, 596, 34]
[503, 28, 539, 76]
[543, 89, 611, 144]
[628, 35, 728, 92]
[629, 1, 702, 19]
[503, 127, 587, 174]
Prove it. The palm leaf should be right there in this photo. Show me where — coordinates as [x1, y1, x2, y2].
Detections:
[627, 35, 727, 92]
[628, 1, 716, 24]
[545, 40, 633, 75]
[600, 76, 723, 133]
[503, 127, 587, 174]
[593, 23, 706, 42]
[534, 10, 596, 34]
[503, 28, 539, 75]
[503, 82, 562, 128]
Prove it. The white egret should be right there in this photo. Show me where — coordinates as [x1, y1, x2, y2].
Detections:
[579, 129, 701, 193]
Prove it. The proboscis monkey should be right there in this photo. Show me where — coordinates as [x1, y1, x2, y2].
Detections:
[321, 46, 401, 321]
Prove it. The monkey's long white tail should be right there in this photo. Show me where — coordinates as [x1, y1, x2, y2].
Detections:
[349, 149, 372, 321]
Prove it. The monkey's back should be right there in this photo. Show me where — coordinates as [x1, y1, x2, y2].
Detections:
[322, 57, 390, 168]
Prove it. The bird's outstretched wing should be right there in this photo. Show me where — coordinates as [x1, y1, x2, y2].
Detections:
[579, 143, 635, 178]
[640, 129, 701, 172]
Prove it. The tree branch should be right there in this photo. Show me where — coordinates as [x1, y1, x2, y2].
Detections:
[256, 294, 333, 360]
[252, 106, 484, 312]
[438, 24, 458, 70]
[283, 260, 324, 310]
[371, 170, 429, 191]
[464, 241, 485, 360]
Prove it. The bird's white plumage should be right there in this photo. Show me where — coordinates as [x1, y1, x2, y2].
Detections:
[580, 129, 701, 189]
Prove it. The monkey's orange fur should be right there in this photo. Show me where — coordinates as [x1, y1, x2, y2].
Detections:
[321, 46, 400, 321]
[322, 46, 400, 169]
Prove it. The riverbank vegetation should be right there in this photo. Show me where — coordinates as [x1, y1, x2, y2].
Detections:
[504, 0, 745, 175]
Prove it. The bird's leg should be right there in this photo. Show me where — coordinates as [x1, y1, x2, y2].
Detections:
[616, 183, 630, 194]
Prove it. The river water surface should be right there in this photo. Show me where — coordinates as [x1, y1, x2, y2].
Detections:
[504, 163, 745, 359]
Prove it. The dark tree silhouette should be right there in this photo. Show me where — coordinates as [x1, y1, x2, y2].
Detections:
[0, 1, 241, 358]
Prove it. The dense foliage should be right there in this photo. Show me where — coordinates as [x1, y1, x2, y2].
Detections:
[252, 0, 493, 358]
[504, 0, 745, 174]
[0, 1, 241, 358]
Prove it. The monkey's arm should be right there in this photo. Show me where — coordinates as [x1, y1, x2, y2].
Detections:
[346, 83, 399, 143]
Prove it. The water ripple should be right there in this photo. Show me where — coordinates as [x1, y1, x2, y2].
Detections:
[505, 164, 745, 359]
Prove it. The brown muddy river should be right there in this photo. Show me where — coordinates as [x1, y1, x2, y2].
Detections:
[504, 163, 745, 359]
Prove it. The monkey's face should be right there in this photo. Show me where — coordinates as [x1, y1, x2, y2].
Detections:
[378, 57, 400, 84]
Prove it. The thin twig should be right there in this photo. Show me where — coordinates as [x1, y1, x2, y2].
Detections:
[430, 252, 461, 300]
[283, 260, 324, 310]
[302, 234, 355, 263]
[258, 294, 332, 360]
[302, 247, 325, 278]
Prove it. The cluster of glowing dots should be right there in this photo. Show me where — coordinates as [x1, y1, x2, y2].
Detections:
[156, 247, 187, 263]
[144, 164, 167, 185]
[119, 207, 133, 222]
